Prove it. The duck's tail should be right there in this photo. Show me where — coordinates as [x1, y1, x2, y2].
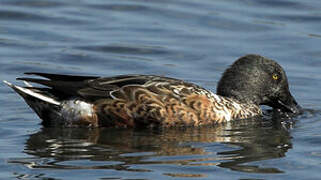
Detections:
[3, 80, 62, 126]
[3, 80, 98, 127]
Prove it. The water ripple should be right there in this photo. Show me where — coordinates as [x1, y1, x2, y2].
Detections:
[76, 44, 171, 55]
[2, 0, 65, 8]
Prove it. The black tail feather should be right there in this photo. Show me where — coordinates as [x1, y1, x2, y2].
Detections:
[16, 74, 96, 97]
[24, 72, 99, 81]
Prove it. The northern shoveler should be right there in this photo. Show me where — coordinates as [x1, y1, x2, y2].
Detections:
[3, 54, 302, 128]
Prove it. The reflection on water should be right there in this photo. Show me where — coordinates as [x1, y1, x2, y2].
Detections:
[9, 116, 292, 177]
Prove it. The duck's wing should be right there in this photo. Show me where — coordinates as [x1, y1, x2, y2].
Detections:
[17, 73, 180, 101]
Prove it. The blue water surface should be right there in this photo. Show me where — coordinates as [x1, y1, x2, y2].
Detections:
[1, 0, 321, 179]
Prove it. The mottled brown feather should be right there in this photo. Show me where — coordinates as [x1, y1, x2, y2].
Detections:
[93, 80, 262, 128]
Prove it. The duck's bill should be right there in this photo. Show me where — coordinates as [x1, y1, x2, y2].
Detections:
[274, 95, 303, 116]
[276, 99, 302, 114]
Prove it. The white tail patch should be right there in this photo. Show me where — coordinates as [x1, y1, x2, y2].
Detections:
[3, 80, 61, 106]
[60, 99, 94, 123]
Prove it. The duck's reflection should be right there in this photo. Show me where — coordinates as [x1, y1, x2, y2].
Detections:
[17, 117, 292, 175]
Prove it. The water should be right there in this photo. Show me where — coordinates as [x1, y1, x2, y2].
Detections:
[1, 0, 321, 179]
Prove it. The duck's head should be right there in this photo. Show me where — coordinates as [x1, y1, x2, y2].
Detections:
[217, 54, 302, 115]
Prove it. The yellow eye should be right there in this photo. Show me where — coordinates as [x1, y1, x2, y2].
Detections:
[272, 74, 278, 80]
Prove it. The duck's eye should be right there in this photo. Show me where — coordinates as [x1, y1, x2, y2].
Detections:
[272, 74, 279, 80]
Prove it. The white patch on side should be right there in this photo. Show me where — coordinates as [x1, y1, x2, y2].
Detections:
[210, 93, 233, 122]
[222, 106, 232, 121]
[209, 91, 222, 102]
[231, 100, 242, 112]
[60, 99, 94, 122]
[3, 80, 61, 106]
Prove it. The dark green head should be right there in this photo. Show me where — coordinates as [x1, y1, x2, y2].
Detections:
[217, 54, 301, 114]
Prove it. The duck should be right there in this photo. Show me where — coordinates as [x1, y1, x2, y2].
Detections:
[3, 54, 301, 128]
